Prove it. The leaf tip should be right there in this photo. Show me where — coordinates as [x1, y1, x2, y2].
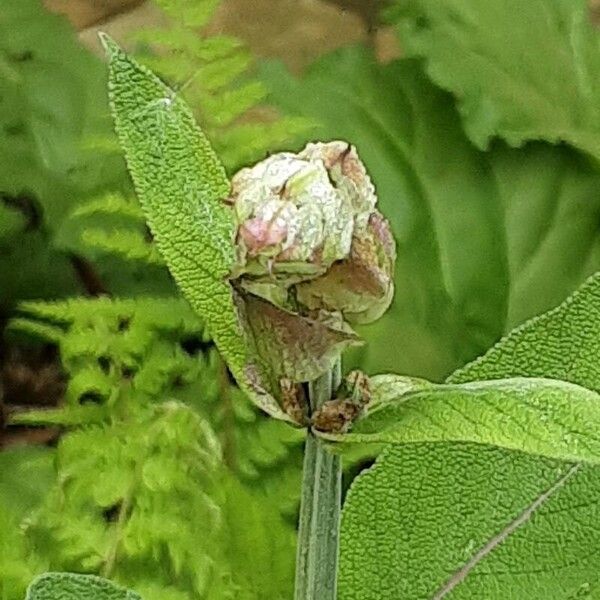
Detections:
[98, 31, 118, 57]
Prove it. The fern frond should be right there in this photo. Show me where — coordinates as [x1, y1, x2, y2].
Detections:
[131, 0, 313, 172]
[215, 118, 315, 170]
[200, 81, 267, 127]
[79, 229, 165, 265]
[17, 297, 203, 331]
[12, 297, 208, 416]
[10, 405, 107, 426]
[7, 318, 64, 343]
[65, 191, 159, 268]
[7, 292, 301, 597]
[71, 194, 145, 221]
[13, 290, 304, 514]
[26, 402, 235, 598]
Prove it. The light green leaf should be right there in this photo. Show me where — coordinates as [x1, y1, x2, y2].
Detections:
[389, 0, 600, 158]
[101, 34, 289, 420]
[325, 376, 600, 464]
[339, 272, 600, 598]
[340, 443, 594, 600]
[449, 271, 600, 388]
[26, 573, 141, 600]
[262, 48, 600, 379]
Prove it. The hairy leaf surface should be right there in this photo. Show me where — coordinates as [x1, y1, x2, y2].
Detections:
[102, 35, 288, 420]
[339, 273, 600, 598]
[326, 376, 600, 464]
[26, 573, 141, 600]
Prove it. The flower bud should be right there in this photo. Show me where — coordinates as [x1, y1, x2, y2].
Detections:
[228, 141, 395, 324]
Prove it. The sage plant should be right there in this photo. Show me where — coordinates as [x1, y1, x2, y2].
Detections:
[98, 33, 600, 600]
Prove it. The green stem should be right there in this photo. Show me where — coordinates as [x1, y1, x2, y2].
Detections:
[295, 361, 342, 600]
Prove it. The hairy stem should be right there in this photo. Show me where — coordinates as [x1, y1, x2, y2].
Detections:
[295, 360, 342, 600]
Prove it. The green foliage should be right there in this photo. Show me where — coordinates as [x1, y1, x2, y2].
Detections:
[26, 573, 141, 600]
[59, 189, 176, 297]
[28, 402, 232, 599]
[0, 0, 118, 206]
[103, 36, 297, 422]
[0, 447, 55, 514]
[328, 375, 600, 463]
[261, 47, 600, 380]
[9, 296, 211, 415]
[8, 296, 303, 491]
[21, 402, 295, 600]
[3, 294, 301, 599]
[0, 448, 56, 598]
[4, 1, 600, 598]
[338, 269, 600, 598]
[0, 0, 128, 307]
[132, 0, 310, 172]
[387, 0, 600, 160]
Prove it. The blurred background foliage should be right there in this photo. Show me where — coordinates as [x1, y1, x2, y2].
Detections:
[1, 0, 600, 598]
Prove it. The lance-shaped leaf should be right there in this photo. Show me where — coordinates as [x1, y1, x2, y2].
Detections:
[101, 34, 290, 420]
[339, 271, 600, 598]
[323, 375, 600, 464]
[26, 573, 141, 600]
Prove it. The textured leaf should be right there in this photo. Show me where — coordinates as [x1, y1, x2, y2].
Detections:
[326, 376, 600, 464]
[26, 573, 141, 600]
[339, 272, 600, 599]
[389, 0, 600, 158]
[102, 35, 288, 420]
[262, 48, 600, 379]
[340, 444, 593, 600]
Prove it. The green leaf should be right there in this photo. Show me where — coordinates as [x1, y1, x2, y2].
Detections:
[389, 0, 600, 158]
[340, 443, 594, 600]
[449, 270, 600, 389]
[101, 34, 289, 420]
[261, 47, 600, 379]
[26, 573, 141, 600]
[325, 376, 600, 464]
[339, 272, 600, 598]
